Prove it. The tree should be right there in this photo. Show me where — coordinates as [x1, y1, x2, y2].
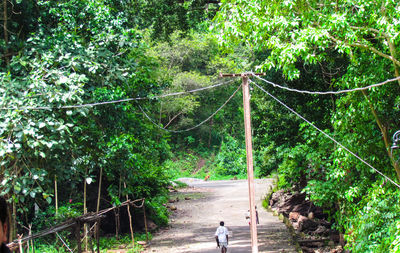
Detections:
[214, 0, 400, 183]
[145, 31, 245, 149]
[214, 1, 400, 250]
[0, 0, 171, 239]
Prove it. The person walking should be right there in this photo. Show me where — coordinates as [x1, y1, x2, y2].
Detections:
[0, 196, 11, 253]
[245, 207, 260, 226]
[215, 221, 229, 253]
[255, 206, 259, 225]
[245, 210, 250, 225]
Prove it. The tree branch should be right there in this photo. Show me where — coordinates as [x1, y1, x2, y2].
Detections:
[329, 35, 400, 67]
[361, 90, 400, 182]
[164, 111, 183, 128]
[348, 27, 400, 85]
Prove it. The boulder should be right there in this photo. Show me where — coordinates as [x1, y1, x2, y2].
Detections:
[298, 215, 319, 232]
[146, 219, 158, 231]
[168, 205, 177, 211]
[274, 192, 308, 216]
[269, 189, 286, 207]
[289, 211, 301, 222]
[312, 225, 330, 236]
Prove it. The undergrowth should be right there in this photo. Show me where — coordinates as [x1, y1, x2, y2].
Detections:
[33, 233, 150, 253]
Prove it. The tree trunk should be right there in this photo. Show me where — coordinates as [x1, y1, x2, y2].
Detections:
[3, 0, 9, 66]
[124, 182, 135, 246]
[96, 167, 103, 213]
[84, 169, 88, 252]
[208, 117, 213, 148]
[361, 90, 400, 182]
[55, 176, 58, 215]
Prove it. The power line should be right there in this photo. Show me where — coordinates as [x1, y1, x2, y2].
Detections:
[139, 84, 242, 133]
[250, 79, 400, 189]
[251, 73, 400, 95]
[155, 79, 235, 98]
[0, 79, 235, 111]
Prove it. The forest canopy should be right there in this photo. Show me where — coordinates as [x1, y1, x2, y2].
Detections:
[1, 0, 400, 252]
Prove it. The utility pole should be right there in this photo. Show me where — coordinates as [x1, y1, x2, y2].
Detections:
[220, 72, 265, 253]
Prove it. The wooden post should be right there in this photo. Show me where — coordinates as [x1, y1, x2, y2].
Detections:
[124, 182, 135, 247]
[55, 176, 58, 215]
[75, 221, 82, 253]
[242, 74, 258, 253]
[83, 169, 88, 252]
[143, 199, 149, 243]
[96, 220, 100, 253]
[219, 72, 265, 253]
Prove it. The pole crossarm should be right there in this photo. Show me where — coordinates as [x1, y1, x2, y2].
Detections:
[219, 72, 266, 78]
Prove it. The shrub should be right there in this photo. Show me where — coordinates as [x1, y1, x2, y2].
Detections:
[344, 182, 400, 253]
[214, 135, 247, 176]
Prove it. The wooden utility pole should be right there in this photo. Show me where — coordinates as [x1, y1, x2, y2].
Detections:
[219, 72, 265, 253]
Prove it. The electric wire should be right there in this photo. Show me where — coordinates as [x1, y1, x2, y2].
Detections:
[250, 79, 400, 189]
[0, 79, 235, 110]
[251, 73, 400, 95]
[139, 84, 242, 133]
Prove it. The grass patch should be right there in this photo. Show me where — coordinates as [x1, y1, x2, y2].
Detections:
[172, 180, 188, 188]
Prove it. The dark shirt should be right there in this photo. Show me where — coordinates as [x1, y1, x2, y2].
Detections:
[0, 243, 11, 253]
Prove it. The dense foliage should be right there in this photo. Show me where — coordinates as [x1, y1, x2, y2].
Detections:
[1, 0, 400, 252]
[0, 0, 172, 244]
[215, 0, 400, 251]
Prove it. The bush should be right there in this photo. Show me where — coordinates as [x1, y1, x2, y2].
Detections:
[214, 135, 247, 176]
[344, 182, 400, 253]
[255, 142, 278, 176]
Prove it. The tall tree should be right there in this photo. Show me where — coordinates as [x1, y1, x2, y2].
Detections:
[214, 0, 400, 182]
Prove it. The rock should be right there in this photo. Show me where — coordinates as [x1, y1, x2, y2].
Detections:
[292, 222, 300, 230]
[289, 211, 300, 222]
[330, 232, 340, 243]
[308, 212, 314, 219]
[168, 205, 177, 211]
[291, 202, 311, 215]
[319, 219, 332, 228]
[313, 225, 330, 236]
[269, 190, 286, 207]
[137, 241, 147, 246]
[184, 197, 191, 200]
[301, 246, 315, 253]
[331, 245, 344, 253]
[298, 215, 319, 232]
[275, 192, 308, 216]
[146, 219, 158, 231]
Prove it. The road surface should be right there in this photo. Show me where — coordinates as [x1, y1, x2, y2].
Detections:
[145, 178, 297, 253]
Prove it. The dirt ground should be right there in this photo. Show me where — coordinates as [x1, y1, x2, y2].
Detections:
[144, 178, 298, 253]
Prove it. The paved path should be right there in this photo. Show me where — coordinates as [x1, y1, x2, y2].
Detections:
[145, 178, 297, 253]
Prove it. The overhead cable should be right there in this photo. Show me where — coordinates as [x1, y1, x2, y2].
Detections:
[251, 73, 400, 95]
[0, 79, 235, 111]
[139, 84, 242, 133]
[250, 79, 400, 189]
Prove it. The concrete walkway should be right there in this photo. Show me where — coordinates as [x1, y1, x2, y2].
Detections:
[145, 178, 297, 253]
